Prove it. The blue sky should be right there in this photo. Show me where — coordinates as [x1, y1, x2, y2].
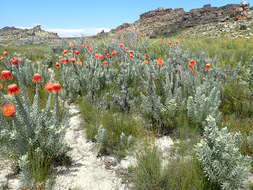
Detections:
[1, 0, 252, 37]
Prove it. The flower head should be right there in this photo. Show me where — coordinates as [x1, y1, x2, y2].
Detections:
[1, 70, 13, 80]
[111, 50, 117, 56]
[74, 50, 80, 55]
[45, 82, 54, 92]
[77, 61, 83, 66]
[143, 60, 149, 65]
[3, 51, 8, 56]
[56, 62, 60, 68]
[70, 58, 76, 63]
[0, 56, 4, 61]
[52, 83, 62, 94]
[120, 44, 124, 48]
[157, 59, 164, 66]
[33, 73, 43, 83]
[2, 104, 16, 117]
[89, 48, 93, 53]
[69, 43, 74, 48]
[103, 61, 108, 66]
[10, 58, 21, 66]
[0, 83, 3, 89]
[63, 50, 68, 54]
[145, 53, 150, 58]
[189, 59, 196, 69]
[8, 84, 20, 96]
[205, 64, 211, 70]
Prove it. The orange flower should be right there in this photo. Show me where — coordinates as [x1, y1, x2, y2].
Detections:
[1, 70, 13, 80]
[111, 50, 117, 56]
[45, 82, 54, 92]
[63, 50, 68, 54]
[10, 58, 21, 66]
[157, 59, 164, 66]
[205, 64, 211, 70]
[0, 56, 4, 61]
[145, 53, 150, 58]
[69, 43, 74, 48]
[94, 53, 100, 59]
[2, 104, 16, 117]
[3, 51, 8, 56]
[70, 58, 76, 63]
[143, 60, 149, 65]
[77, 61, 83, 66]
[0, 83, 2, 89]
[52, 83, 62, 94]
[74, 50, 80, 55]
[33, 73, 42, 83]
[103, 61, 108, 66]
[56, 62, 60, 68]
[8, 84, 20, 96]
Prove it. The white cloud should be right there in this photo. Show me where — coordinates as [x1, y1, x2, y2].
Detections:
[16, 25, 111, 37]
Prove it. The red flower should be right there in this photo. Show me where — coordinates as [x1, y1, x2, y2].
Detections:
[103, 61, 108, 66]
[10, 58, 21, 66]
[125, 47, 129, 51]
[129, 55, 133, 59]
[189, 59, 195, 69]
[45, 82, 54, 92]
[2, 104, 16, 117]
[145, 53, 150, 58]
[157, 59, 164, 66]
[94, 53, 100, 59]
[129, 50, 134, 55]
[106, 53, 110, 58]
[81, 45, 85, 48]
[33, 73, 43, 83]
[0, 57, 4, 61]
[63, 50, 68, 54]
[1, 70, 13, 80]
[52, 83, 62, 94]
[74, 50, 80, 55]
[8, 84, 20, 96]
[176, 41, 180, 45]
[56, 62, 60, 68]
[0, 83, 2, 89]
[205, 64, 211, 70]
[104, 48, 108, 53]
[99, 55, 104, 61]
[120, 44, 124, 48]
[60, 59, 66, 63]
[111, 51, 117, 56]
[3, 51, 8, 56]
[89, 48, 93, 53]
[192, 70, 197, 74]
[70, 58, 76, 63]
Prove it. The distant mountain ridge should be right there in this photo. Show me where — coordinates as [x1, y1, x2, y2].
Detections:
[0, 25, 59, 44]
[109, 1, 253, 38]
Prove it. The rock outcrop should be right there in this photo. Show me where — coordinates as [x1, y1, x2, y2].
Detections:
[0, 25, 59, 44]
[111, 1, 253, 37]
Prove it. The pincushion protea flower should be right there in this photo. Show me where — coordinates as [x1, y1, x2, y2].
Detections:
[70, 58, 76, 63]
[63, 50, 68, 54]
[8, 84, 20, 95]
[77, 61, 83, 66]
[103, 61, 108, 66]
[3, 51, 8, 56]
[56, 62, 60, 68]
[189, 59, 195, 69]
[1, 104, 16, 117]
[1, 70, 13, 80]
[143, 60, 149, 65]
[33, 73, 43, 83]
[205, 64, 211, 70]
[74, 50, 80, 55]
[52, 83, 62, 94]
[157, 59, 164, 66]
[10, 58, 21, 66]
[45, 82, 54, 92]
[111, 51, 117, 56]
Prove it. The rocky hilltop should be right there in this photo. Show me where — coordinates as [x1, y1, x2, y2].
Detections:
[0, 25, 59, 44]
[110, 1, 253, 38]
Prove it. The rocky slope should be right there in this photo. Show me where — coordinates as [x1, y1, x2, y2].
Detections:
[109, 1, 253, 38]
[0, 25, 59, 44]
